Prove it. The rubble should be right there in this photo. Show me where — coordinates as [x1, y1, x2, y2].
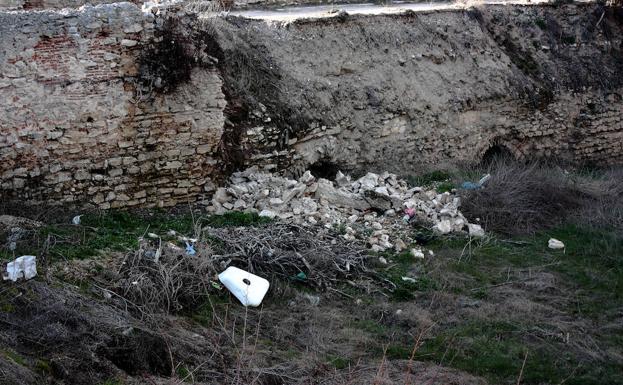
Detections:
[209, 167, 481, 254]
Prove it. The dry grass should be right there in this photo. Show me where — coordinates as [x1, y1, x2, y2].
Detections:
[460, 158, 623, 235]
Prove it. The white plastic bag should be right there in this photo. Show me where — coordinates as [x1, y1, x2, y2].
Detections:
[4, 255, 37, 282]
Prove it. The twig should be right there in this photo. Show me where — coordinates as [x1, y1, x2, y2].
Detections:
[516, 350, 528, 385]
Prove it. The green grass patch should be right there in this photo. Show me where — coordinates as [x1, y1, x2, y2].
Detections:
[375, 250, 437, 301]
[35, 359, 52, 375]
[2, 349, 26, 366]
[7, 210, 273, 262]
[407, 170, 452, 188]
[416, 320, 623, 385]
[351, 319, 387, 335]
[326, 354, 351, 369]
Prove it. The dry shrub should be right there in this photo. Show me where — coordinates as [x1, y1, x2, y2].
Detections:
[113, 238, 216, 316]
[459, 158, 618, 235]
[206, 223, 374, 290]
[573, 167, 623, 230]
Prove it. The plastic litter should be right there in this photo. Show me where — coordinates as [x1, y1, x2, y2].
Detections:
[402, 207, 416, 222]
[461, 181, 481, 190]
[72, 215, 82, 225]
[460, 174, 492, 190]
[218, 266, 270, 307]
[478, 174, 491, 185]
[292, 271, 307, 281]
[185, 242, 196, 256]
[3, 255, 37, 282]
[548, 238, 565, 250]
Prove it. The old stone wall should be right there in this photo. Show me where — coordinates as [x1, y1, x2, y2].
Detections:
[1, 2, 622, 209]
[0, 3, 225, 208]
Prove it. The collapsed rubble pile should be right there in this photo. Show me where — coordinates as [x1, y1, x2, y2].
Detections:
[209, 168, 484, 254]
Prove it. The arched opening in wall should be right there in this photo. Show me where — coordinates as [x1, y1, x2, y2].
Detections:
[308, 160, 340, 181]
[481, 144, 514, 166]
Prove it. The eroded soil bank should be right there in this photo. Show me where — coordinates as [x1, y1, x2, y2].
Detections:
[205, 3, 623, 177]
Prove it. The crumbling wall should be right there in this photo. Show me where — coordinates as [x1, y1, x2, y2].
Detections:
[1, 2, 622, 209]
[205, 4, 623, 176]
[0, 4, 225, 208]
[0, 0, 133, 10]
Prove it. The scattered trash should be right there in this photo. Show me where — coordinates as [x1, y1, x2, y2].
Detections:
[410, 248, 425, 259]
[72, 215, 82, 225]
[468, 223, 485, 237]
[218, 266, 270, 307]
[147, 232, 159, 239]
[401, 276, 417, 283]
[461, 174, 491, 190]
[3, 255, 37, 282]
[548, 238, 565, 250]
[402, 207, 416, 222]
[292, 271, 307, 281]
[479, 174, 491, 185]
[185, 242, 196, 256]
[461, 181, 481, 190]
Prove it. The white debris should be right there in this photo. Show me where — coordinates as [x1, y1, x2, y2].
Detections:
[210, 167, 472, 253]
[548, 238, 565, 250]
[401, 276, 417, 283]
[218, 266, 270, 307]
[468, 223, 485, 237]
[259, 209, 278, 218]
[72, 215, 82, 225]
[410, 248, 425, 259]
[3, 255, 37, 282]
[434, 219, 453, 234]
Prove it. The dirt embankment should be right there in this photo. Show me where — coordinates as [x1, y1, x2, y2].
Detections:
[201, 3, 623, 176]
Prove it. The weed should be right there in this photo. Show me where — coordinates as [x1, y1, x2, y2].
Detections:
[203, 211, 272, 227]
[326, 354, 351, 369]
[407, 170, 452, 187]
[416, 320, 623, 385]
[35, 359, 52, 375]
[2, 350, 26, 366]
[351, 319, 386, 335]
[176, 365, 191, 382]
[377, 250, 437, 301]
[436, 181, 455, 193]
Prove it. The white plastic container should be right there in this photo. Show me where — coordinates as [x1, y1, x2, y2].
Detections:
[4, 255, 37, 282]
[218, 266, 269, 307]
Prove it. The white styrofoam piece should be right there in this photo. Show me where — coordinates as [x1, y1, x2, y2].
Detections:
[4, 255, 37, 282]
[218, 266, 269, 307]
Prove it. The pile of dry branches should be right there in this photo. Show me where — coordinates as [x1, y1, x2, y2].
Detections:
[109, 223, 377, 317]
[205, 223, 373, 290]
[113, 238, 217, 316]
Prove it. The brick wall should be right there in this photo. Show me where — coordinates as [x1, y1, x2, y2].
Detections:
[0, 4, 225, 209]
